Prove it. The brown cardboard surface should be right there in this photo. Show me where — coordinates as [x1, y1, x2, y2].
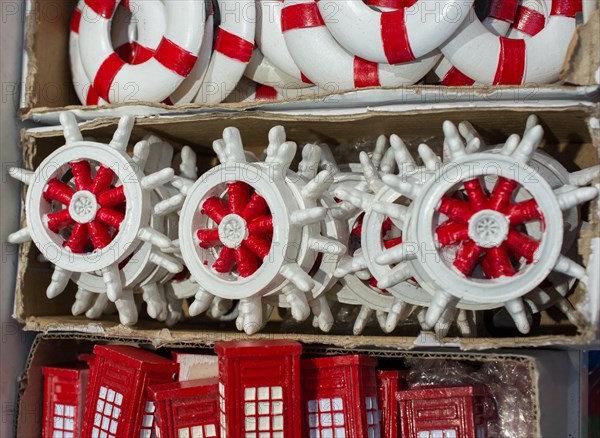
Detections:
[14, 106, 600, 350]
[19, 0, 600, 119]
[16, 333, 541, 437]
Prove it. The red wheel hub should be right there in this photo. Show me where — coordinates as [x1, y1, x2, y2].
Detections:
[43, 160, 126, 253]
[436, 176, 543, 279]
[196, 181, 274, 278]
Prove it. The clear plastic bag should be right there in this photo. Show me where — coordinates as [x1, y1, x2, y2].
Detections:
[404, 358, 535, 438]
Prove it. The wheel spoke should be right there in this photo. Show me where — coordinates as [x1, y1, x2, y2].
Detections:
[97, 186, 126, 207]
[201, 197, 229, 224]
[383, 236, 403, 249]
[436, 220, 469, 247]
[87, 220, 113, 249]
[453, 239, 484, 276]
[46, 209, 74, 233]
[197, 228, 221, 248]
[70, 161, 93, 190]
[213, 247, 236, 273]
[96, 208, 125, 230]
[88, 165, 115, 195]
[247, 216, 273, 235]
[439, 198, 473, 223]
[505, 198, 542, 225]
[44, 179, 75, 205]
[235, 245, 260, 277]
[463, 178, 488, 211]
[227, 181, 251, 214]
[243, 234, 272, 259]
[64, 223, 88, 253]
[488, 177, 518, 212]
[241, 192, 269, 221]
[481, 245, 516, 278]
[505, 229, 540, 263]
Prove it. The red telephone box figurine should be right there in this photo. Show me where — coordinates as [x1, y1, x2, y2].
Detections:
[81, 344, 179, 438]
[149, 378, 219, 438]
[377, 370, 408, 438]
[214, 340, 302, 438]
[42, 364, 89, 438]
[301, 355, 380, 438]
[397, 386, 493, 438]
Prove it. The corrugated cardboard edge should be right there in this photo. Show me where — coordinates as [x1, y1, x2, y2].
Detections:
[22, 0, 39, 111]
[562, 8, 600, 86]
[15, 332, 542, 437]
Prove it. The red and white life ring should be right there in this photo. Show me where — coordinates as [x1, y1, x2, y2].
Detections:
[78, 0, 205, 103]
[167, 10, 215, 104]
[316, 0, 474, 64]
[440, 0, 578, 84]
[282, 0, 440, 90]
[70, 0, 165, 104]
[256, 0, 313, 84]
[436, 0, 547, 85]
[194, 0, 256, 104]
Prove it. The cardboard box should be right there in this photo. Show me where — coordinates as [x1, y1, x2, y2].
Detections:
[13, 105, 600, 350]
[18, 0, 600, 124]
[15, 333, 576, 437]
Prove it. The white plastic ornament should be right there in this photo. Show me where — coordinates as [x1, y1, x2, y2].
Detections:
[194, 0, 256, 104]
[380, 120, 597, 333]
[78, 0, 205, 102]
[440, 0, 578, 84]
[282, 0, 441, 91]
[8, 113, 177, 325]
[316, 0, 474, 64]
[178, 126, 346, 334]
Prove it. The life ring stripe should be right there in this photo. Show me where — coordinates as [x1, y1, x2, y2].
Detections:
[353, 57, 380, 88]
[255, 84, 278, 100]
[513, 6, 546, 36]
[493, 37, 526, 84]
[94, 52, 126, 101]
[380, 9, 415, 64]
[214, 28, 254, 63]
[442, 66, 476, 86]
[154, 37, 198, 77]
[488, 0, 519, 22]
[70, 7, 82, 33]
[281, 3, 325, 31]
[364, 0, 417, 9]
[300, 72, 314, 84]
[550, 0, 578, 17]
[85, 0, 117, 19]
[85, 84, 100, 105]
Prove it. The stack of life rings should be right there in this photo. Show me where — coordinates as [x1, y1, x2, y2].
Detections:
[70, 0, 583, 105]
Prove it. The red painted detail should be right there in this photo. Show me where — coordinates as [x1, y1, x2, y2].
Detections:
[381, 9, 415, 63]
[44, 179, 75, 205]
[281, 2, 325, 31]
[354, 57, 380, 88]
[154, 37, 198, 77]
[214, 28, 254, 63]
[493, 37, 526, 85]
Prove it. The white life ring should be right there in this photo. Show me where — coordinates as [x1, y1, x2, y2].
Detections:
[440, 0, 578, 84]
[282, 0, 440, 90]
[71, 0, 167, 105]
[166, 11, 215, 104]
[316, 0, 474, 64]
[244, 49, 312, 88]
[194, 0, 256, 104]
[78, 0, 205, 103]
[256, 0, 313, 84]
[436, 0, 546, 85]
